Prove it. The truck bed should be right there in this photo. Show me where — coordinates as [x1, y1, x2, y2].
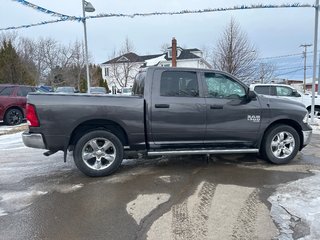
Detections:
[27, 93, 145, 151]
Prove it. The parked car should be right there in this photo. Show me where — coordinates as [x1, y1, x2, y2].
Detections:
[121, 87, 132, 96]
[250, 84, 320, 117]
[90, 87, 107, 94]
[23, 67, 312, 177]
[55, 87, 78, 93]
[0, 84, 36, 125]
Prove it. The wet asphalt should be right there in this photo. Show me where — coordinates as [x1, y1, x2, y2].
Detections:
[0, 134, 320, 240]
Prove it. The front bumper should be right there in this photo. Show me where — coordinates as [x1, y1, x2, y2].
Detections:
[302, 130, 312, 146]
[22, 132, 46, 149]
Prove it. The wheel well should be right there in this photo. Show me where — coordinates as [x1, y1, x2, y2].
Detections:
[69, 119, 129, 150]
[262, 119, 303, 150]
[4, 106, 24, 118]
[307, 105, 320, 110]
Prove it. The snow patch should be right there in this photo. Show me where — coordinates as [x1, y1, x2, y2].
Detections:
[0, 132, 25, 150]
[0, 208, 8, 217]
[0, 190, 47, 215]
[158, 175, 180, 183]
[269, 171, 320, 240]
[54, 184, 84, 193]
[126, 193, 170, 225]
[310, 118, 320, 135]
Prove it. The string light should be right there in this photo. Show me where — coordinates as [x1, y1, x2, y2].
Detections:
[0, 2, 314, 31]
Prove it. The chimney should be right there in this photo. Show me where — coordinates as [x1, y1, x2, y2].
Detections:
[172, 37, 177, 67]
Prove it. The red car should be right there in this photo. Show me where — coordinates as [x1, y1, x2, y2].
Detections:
[0, 84, 36, 125]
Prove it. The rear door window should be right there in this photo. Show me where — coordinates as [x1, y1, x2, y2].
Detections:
[0, 86, 14, 96]
[160, 71, 199, 97]
[17, 87, 33, 97]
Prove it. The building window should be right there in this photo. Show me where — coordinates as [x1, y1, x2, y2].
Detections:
[167, 49, 172, 58]
[105, 67, 109, 77]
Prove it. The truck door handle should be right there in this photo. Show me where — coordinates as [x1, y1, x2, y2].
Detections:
[210, 105, 223, 109]
[155, 104, 170, 108]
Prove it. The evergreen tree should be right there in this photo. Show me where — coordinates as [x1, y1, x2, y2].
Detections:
[0, 40, 35, 85]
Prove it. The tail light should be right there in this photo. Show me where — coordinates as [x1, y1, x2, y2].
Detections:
[26, 104, 39, 127]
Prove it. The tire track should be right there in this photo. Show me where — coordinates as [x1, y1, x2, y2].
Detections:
[172, 201, 192, 240]
[232, 189, 259, 240]
[191, 182, 216, 240]
[171, 182, 216, 240]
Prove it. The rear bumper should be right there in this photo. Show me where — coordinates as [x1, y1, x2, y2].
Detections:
[22, 132, 46, 149]
[302, 130, 312, 146]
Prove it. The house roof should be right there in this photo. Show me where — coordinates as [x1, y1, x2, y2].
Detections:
[102, 48, 202, 64]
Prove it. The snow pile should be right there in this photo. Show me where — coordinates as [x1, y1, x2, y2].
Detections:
[0, 123, 27, 135]
[268, 171, 320, 240]
[0, 132, 25, 150]
[310, 118, 320, 135]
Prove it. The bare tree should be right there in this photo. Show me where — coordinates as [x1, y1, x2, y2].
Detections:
[160, 43, 170, 53]
[212, 18, 258, 83]
[69, 40, 86, 90]
[108, 38, 138, 88]
[256, 62, 277, 83]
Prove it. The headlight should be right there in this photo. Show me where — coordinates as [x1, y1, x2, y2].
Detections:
[303, 112, 309, 123]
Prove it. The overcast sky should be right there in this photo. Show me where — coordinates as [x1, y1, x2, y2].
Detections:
[0, 0, 317, 79]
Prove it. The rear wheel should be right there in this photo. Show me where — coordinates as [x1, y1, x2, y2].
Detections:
[4, 108, 23, 125]
[73, 130, 124, 177]
[261, 125, 300, 164]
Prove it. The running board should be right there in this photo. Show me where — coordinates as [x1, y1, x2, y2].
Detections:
[147, 149, 259, 156]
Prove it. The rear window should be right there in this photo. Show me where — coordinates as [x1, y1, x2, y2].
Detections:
[132, 72, 145, 96]
[254, 86, 273, 95]
[0, 86, 14, 96]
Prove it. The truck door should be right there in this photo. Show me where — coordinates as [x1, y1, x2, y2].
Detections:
[150, 69, 206, 148]
[202, 72, 262, 147]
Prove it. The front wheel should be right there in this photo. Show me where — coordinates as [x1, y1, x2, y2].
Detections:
[73, 130, 124, 177]
[261, 125, 300, 164]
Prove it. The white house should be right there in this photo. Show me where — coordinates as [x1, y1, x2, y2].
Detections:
[101, 43, 212, 93]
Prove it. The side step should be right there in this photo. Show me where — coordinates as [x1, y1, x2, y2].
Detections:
[147, 149, 259, 156]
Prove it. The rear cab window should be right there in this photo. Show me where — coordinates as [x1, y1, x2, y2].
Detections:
[132, 71, 146, 96]
[254, 85, 276, 96]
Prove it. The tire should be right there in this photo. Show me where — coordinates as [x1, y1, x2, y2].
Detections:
[73, 130, 124, 177]
[315, 107, 320, 118]
[4, 108, 23, 125]
[261, 125, 300, 164]
[308, 107, 320, 118]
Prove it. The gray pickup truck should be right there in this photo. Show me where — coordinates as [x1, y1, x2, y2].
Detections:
[23, 67, 312, 177]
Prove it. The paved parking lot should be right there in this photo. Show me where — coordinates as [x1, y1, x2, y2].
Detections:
[0, 129, 320, 240]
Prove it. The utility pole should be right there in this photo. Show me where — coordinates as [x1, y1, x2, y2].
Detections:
[311, 0, 319, 123]
[300, 44, 312, 93]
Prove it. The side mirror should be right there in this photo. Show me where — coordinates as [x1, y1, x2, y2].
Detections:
[292, 89, 301, 97]
[247, 90, 257, 100]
